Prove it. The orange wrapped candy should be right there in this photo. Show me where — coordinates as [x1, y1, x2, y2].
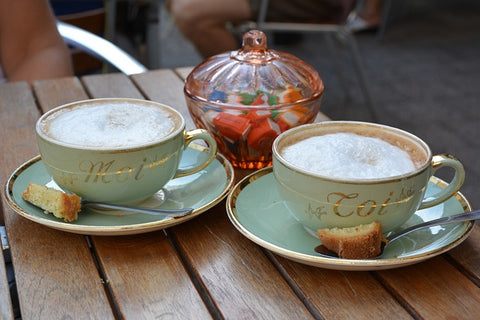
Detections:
[247, 118, 281, 150]
[213, 112, 251, 141]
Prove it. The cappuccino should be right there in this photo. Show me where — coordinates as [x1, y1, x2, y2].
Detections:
[36, 98, 217, 204]
[273, 121, 464, 232]
[280, 132, 416, 180]
[40, 102, 179, 148]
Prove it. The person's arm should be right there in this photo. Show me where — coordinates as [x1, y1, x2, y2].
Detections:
[0, 0, 73, 82]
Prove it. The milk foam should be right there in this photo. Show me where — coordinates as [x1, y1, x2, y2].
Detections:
[281, 133, 416, 179]
[45, 103, 177, 148]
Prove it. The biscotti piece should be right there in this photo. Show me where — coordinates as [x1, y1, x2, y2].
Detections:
[317, 222, 384, 259]
[22, 183, 81, 222]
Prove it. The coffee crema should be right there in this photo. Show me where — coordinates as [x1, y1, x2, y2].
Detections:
[41, 102, 178, 148]
[280, 132, 417, 180]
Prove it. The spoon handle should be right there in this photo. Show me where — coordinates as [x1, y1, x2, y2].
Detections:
[388, 209, 480, 243]
[82, 201, 194, 218]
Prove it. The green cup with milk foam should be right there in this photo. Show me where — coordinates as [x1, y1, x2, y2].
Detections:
[272, 121, 465, 232]
[36, 98, 217, 204]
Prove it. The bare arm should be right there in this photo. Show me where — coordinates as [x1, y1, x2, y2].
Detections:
[0, 0, 73, 82]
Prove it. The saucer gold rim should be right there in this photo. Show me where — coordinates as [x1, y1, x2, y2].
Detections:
[226, 167, 474, 271]
[6, 145, 234, 236]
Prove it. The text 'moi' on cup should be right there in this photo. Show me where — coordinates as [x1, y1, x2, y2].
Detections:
[36, 98, 217, 205]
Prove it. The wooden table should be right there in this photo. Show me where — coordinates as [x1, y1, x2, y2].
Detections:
[1, 69, 480, 319]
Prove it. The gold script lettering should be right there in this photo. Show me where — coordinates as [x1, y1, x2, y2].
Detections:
[116, 166, 132, 183]
[327, 192, 359, 217]
[357, 200, 376, 217]
[80, 160, 115, 183]
[378, 191, 394, 215]
[134, 158, 147, 180]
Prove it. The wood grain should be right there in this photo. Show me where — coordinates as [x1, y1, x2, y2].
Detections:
[80, 74, 212, 318]
[132, 69, 195, 130]
[81, 73, 144, 99]
[447, 225, 480, 283]
[93, 232, 212, 319]
[0, 82, 41, 319]
[3, 70, 480, 319]
[276, 255, 412, 319]
[169, 204, 315, 319]
[0, 82, 40, 173]
[376, 257, 480, 318]
[132, 69, 313, 317]
[173, 66, 480, 318]
[174, 67, 193, 80]
[33, 76, 89, 112]
[0, 81, 114, 319]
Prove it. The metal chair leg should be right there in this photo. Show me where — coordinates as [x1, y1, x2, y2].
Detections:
[146, 2, 162, 69]
[339, 29, 379, 122]
[323, 33, 352, 100]
[377, 0, 393, 40]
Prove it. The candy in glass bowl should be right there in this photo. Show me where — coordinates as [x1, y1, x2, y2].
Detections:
[184, 30, 324, 169]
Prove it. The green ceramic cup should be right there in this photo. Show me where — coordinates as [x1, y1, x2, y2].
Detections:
[36, 98, 217, 204]
[272, 121, 465, 233]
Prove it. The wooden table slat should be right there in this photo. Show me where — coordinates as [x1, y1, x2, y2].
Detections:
[33, 76, 89, 112]
[172, 67, 480, 318]
[94, 232, 213, 319]
[79, 74, 214, 318]
[448, 225, 480, 283]
[1, 81, 114, 319]
[276, 255, 413, 319]
[81, 73, 145, 99]
[0, 83, 41, 176]
[132, 69, 195, 130]
[174, 67, 192, 81]
[170, 206, 315, 319]
[377, 256, 480, 318]
[132, 69, 311, 316]
[2, 69, 480, 319]
[167, 67, 320, 317]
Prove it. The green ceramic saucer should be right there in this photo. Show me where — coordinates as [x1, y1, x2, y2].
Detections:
[7, 145, 234, 236]
[227, 167, 474, 271]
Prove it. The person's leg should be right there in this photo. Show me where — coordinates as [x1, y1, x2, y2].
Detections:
[358, 0, 382, 26]
[168, 0, 251, 57]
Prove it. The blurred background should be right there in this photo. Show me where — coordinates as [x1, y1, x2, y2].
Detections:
[52, 0, 480, 209]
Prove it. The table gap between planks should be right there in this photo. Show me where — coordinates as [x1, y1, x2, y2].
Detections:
[0, 68, 477, 319]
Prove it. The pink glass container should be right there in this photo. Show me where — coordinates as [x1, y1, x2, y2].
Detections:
[184, 30, 324, 169]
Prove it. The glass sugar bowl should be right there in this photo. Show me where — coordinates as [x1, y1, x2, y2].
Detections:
[184, 30, 324, 169]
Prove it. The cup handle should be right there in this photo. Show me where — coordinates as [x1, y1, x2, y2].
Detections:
[174, 129, 217, 178]
[418, 154, 465, 209]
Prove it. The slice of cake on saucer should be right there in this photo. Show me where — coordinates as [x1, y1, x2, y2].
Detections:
[317, 221, 385, 259]
[22, 183, 81, 222]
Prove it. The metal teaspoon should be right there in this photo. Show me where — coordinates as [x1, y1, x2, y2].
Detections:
[82, 201, 193, 218]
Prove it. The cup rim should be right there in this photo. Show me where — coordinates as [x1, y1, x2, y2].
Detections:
[36, 98, 186, 152]
[272, 121, 433, 184]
